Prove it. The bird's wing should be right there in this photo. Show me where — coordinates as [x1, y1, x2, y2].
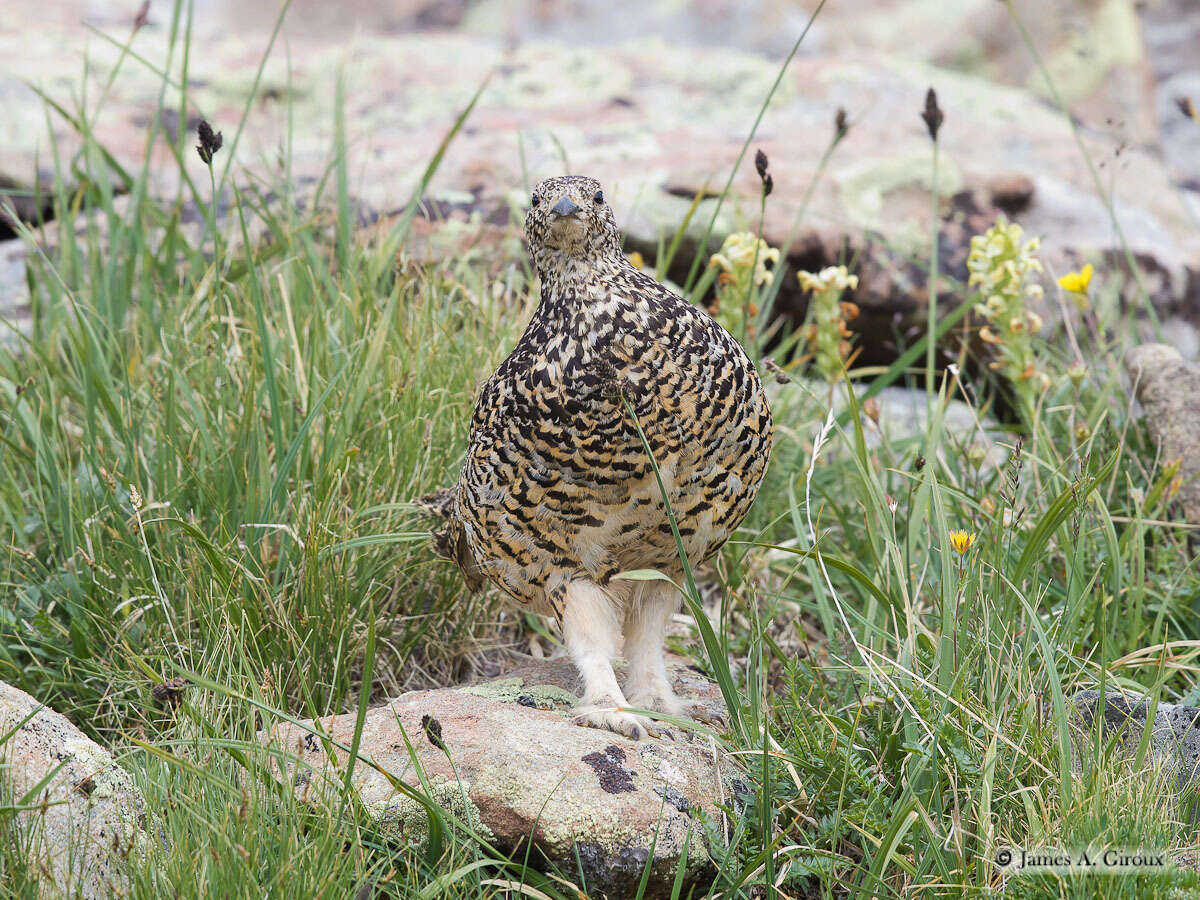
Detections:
[415, 485, 457, 519]
[431, 516, 485, 592]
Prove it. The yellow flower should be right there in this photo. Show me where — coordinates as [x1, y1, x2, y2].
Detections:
[948, 529, 976, 555]
[797, 265, 858, 294]
[627, 251, 645, 270]
[710, 232, 780, 287]
[1057, 263, 1093, 295]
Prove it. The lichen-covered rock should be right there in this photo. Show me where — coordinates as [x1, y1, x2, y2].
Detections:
[258, 656, 739, 899]
[1125, 343, 1200, 525]
[1071, 689, 1200, 795]
[4, 2, 1199, 356]
[0, 680, 152, 898]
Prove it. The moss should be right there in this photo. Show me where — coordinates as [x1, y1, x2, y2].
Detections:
[1030, 0, 1142, 105]
[368, 776, 496, 846]
[458, 677, 578, 710]
[835, 153, 964, 255]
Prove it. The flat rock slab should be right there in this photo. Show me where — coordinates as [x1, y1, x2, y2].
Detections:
[0, 681, 152, 898]
[1125, 343, 1200, 526]
[258, 656, 741, 899]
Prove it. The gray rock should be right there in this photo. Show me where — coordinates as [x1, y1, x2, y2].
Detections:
[1072, 689, 1200, 796]
[258, 655, 737, 899]
[1125, 343, 1200, 525]
[1139, 0, 1200, 205]
[767, 377, 1000, 463]
[0, 680, 153, 898]
[1145, 318, 1200, 363]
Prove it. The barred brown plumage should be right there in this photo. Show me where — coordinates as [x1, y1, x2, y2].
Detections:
[429, 175, 773, 738]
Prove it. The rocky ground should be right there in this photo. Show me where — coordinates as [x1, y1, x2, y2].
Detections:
[0, 682, 153, 897]
[2, 0, 1199, 356]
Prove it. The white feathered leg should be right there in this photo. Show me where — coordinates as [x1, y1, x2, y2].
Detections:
[622, 581, 683, 716]
[562, 580, 653, 739]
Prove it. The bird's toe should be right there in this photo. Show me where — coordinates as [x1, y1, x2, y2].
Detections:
[572, 704, 655, 741]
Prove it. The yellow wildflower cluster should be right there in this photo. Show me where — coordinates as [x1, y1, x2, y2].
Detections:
[798, 266, 859, 294]
[708, 232, 780, 338]
[798, 265, 860, 383]
[967, 218, 1051, 405]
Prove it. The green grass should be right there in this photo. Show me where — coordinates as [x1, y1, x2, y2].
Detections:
[3, 3, 1200, 897]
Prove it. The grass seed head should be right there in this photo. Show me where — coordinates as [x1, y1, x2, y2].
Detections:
[921, 87, 944, 141]
[196, 120, 224, 165]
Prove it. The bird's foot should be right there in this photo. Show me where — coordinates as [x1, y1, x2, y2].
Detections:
[572, 703, 667, 741]
[625, 688, 690, 741]
[625, 685, 684, 719]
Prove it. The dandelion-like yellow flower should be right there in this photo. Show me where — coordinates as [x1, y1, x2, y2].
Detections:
[948, 529, 976, 555]
[626, 251, 645, 270]
[1057, 263, 1093, 295]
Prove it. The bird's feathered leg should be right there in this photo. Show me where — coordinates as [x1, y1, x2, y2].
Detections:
[562, 580, 656, 740]
[622, 582, 683, 717]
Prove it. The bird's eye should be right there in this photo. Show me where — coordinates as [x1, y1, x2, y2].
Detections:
[531, 193, 540, 207]
[593, 190, 604, 204]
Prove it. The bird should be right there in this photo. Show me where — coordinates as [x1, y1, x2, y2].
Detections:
[426, 175, 773, 739]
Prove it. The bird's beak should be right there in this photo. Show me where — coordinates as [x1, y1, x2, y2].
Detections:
[551, 196, 580, 218]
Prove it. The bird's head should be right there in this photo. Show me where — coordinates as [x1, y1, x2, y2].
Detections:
[524, 175, 621, 277]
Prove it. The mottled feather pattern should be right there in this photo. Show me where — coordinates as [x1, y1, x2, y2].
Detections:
[417, 485, 457, 519]
[436, 175, 773, 618]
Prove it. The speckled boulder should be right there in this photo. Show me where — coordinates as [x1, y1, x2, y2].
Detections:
[0, 681, 153, 898]
[1125, 343, 1200, 526]
[1072, 689, 1200, 794]
[258, 656, 742, 899]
